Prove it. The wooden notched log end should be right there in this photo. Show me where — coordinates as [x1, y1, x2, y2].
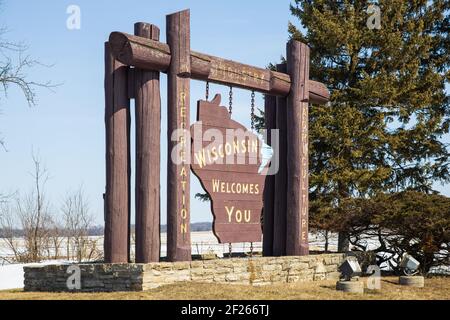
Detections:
[134, 22, 160, 40]
[287, 39, 309, 53]
[309, 81, 330, 105]
[178, 71, 192, 78]
[270, 65, 289, 96]
[109, 32, 133, 65]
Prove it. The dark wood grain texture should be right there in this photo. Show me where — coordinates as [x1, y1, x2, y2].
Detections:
[104, 42, 130, 263]
[262, 94, 276, 256]
[134, 23, 161, 263]
[273, 64, 288, 257]
[108, 32, 329, 102]
[286, 40, 309, 256]
[166, 10, 192, 262]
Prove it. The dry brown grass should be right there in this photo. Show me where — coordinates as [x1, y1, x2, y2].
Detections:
[1, 277, 449, 300]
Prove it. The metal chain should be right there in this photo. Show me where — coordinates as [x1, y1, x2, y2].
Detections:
[228, 243, 233, 258]
[250, 242, 254, 257]
[251, 91, 255, 130]
[206, 81, 209, 101]
[228, 86, 233, 115]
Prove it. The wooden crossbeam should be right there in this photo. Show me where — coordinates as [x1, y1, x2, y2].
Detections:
[109, 32, 330, 104]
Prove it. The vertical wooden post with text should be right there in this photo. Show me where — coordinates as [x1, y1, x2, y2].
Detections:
[134, 22, 161, 263]
[286, 41, 309, 256]
[166, 9, 192, 262]
[104, 42, 130, 263]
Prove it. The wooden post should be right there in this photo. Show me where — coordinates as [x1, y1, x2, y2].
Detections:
[286, 41, 310, 256]
[134, 23, 161, 263]
[127, 71, 132, 263]
[104, 42, 130, 263]
[262, 94, 276, 256]
[273, 64, 288, 256]
[166, 10, 192, 262]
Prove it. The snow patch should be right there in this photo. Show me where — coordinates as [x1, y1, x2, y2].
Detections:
[0, 260, 70, 291]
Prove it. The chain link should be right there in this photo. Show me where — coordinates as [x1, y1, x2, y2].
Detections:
[251, 91, 255, 130]
[228, 243, 233, 258]
[205, 81, 209, 101]
[228, 86, 233, 115]
[250, 242, 254, 257]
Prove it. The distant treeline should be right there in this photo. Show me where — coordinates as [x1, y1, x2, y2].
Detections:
[0, 222, 212, 237]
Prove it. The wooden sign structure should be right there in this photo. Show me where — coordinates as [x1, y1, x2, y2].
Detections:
[103, 9, 330, 263]
[191, 94, 267, 243]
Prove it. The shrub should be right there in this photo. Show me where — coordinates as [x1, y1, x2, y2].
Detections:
[311, 191, 450, 273]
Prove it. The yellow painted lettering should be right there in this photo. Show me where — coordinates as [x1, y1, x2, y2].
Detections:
[212, 180, 220, 192]
[181, 208, 187, 219]
[225, 206, 234, 223]
[194, 150, 206, 168]
[235, 210, 242, 223]
[244, 210, 251, 223]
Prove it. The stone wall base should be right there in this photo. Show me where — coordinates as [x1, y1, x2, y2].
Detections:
[24, 254, 347, 292]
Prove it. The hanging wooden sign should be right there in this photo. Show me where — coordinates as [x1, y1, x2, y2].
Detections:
[104, 9, 330, 262]
[190, 94, 269, 243]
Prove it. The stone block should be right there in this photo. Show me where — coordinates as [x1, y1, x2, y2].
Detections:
[288, 262, 309, 271]
[287, 276, 300, 283]
[314, 273, 327, 281]
[325, 264, 338, 272]
[225, 274, 239, 282]
[238, 273, 251, 281]
[189, 267, 205, 276]
[172, 262, 190, 270]
[267, 258, 283, 265]
[262, 264, 282, 272]
[203, 262, 218, 269]
[143, 282, 161, 290]
[190, 261, 204, 268]
[214, 267, 233, 274]
[214, 259, 234, 267]
[144, 263, 161, 272]
[83, 280, 105, 288]
[233, 266, 248, 273]
[153, 262, 174, 271]
[326, 272, 341, 280]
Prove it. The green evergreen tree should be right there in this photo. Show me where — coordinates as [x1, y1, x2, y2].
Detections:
[289, 0, 450, 251]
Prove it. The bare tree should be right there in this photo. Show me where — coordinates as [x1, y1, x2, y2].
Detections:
[0, 201, 23, 263]
[15, 152, 52, 262]
[45, 215, 64, 260]
[62, 187, 94, 262]
[0, 25, 58, 149]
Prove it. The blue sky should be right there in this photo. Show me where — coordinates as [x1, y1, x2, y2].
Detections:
[0, 1, 297, 225]
[0, 1, 448, 225]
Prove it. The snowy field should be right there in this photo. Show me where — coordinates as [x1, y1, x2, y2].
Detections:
[1, 231, 448, 290]
[0, 231, 267, 290]
[0, 231, 333, 290]
[0, 231, 336, 263]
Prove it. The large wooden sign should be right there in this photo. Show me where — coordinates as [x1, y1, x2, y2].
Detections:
[190, 94, 268, 243]
[104, 9, 330, 263]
